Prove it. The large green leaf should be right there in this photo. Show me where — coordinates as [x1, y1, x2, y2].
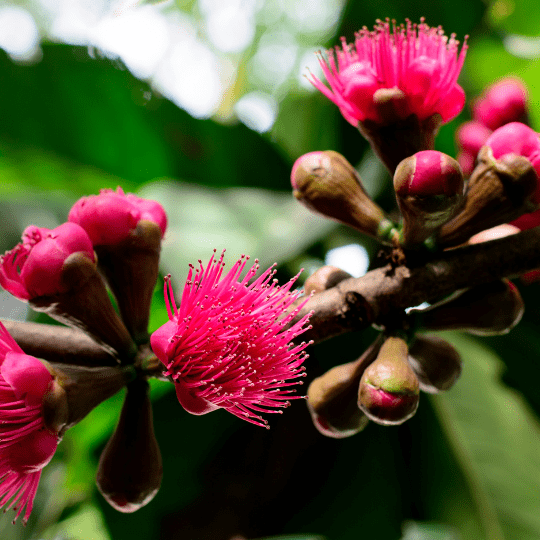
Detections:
[434, 333, 540, 540]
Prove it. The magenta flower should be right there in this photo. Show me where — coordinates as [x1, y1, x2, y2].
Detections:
[0, 223, 95, 300]
[309, 18, 467, 126]
[150, 251, 312, 428]
[473, 78, 528, 130]
[68, 187, 167, 246]
[0, 321, 58, 523]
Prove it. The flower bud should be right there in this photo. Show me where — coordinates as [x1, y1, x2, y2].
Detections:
[69, 188, 167, 344]
[307, 338, 382, 438]
[457, 151, 476, 178]
[43, 363, 137, 436]
[408, 335, 462, 393]
[304, 266, 352, 296]
[0, 224, 136, 358]
[96, 380, 163, 513]
[456, 121, 493, 156]
[291, 151, 395, 242]
[68, 188, 167, 246]
[394, 151, 464, 246]
[410, 279, 523, 336]
[437, 145, 539, 247]
[358, 336, 419, 426]
[0, 223, 95, 300]
[472, 78, 529, 130]
[30, 252, 136, 359]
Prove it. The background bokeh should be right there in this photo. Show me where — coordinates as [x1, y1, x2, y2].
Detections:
[0, 0, 540, 539]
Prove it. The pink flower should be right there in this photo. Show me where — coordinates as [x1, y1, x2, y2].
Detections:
[150, 250, 312, 428]
[68, 187, 167, 246]
[473, 78, 528, 130]
[0, 321, 58, 524]
[309, 18, 467, 126]
[0, 223, 95, 300]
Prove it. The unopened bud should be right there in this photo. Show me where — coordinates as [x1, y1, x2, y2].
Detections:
[437, 146, 538, 247]
[394, 151, 464, 246]
[30, 252, 136, 360]
[472, 78, 529, 130]
[304, 266, 352, 295]
[456, 121, 493, 156]
[43, 363, 137, 436]
[408, 335, 462, 393]
[358, 336, 419, 425]
[410, 279, 524, 336]
[307, 338, 381, 438]
[95, 221, 163, 344]
[291, 151, 394, 242]
[97, 380, 163, 513]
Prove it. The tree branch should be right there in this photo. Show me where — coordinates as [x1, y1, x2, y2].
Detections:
[3, 227, 540, 362]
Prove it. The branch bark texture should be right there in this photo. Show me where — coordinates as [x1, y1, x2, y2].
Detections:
[4, 226, 540, 363]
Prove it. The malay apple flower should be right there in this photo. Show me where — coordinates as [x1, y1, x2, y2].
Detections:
[0, 321, 59, 524]
[309, 18, 467, 127]
[151, 250, 312, 428]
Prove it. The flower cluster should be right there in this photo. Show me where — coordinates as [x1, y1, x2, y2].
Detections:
[0, 185, 313, 521]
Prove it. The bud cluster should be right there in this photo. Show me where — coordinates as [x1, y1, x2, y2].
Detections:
[293, 19, 537, 437]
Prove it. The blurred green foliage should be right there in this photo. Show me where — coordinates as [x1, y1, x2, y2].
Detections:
[0, 0, 540, 539]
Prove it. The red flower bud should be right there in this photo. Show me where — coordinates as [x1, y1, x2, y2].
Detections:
[473, 78, 528, 130]
[68, 187, 167, 246]
[394, 150, 464, 245]
[0, 223, 95, 300]
[484, 123, 540, 188]
[456, 121, 492, 156]
[358, 337, 419, 425]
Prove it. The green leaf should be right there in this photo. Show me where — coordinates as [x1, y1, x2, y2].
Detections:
[140, 179, 336, 278]
[434, 333, 540, 540]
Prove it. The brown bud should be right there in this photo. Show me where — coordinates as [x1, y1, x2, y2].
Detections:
[30, 252, 136, 360]
[291, 150, 394, 241]
[408, 335, 462, 393]
[394, 151, 464, 246]
[307, 338, 382, 438]
[97, 380, 163, 513]
[411, 279, 524, 336]
[437, 147, 538, 247]
[358, 336, 419, 425]
[304, 266, 352, 296]
[43, 363, 137, 436]
[95, 220, 163, 344]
